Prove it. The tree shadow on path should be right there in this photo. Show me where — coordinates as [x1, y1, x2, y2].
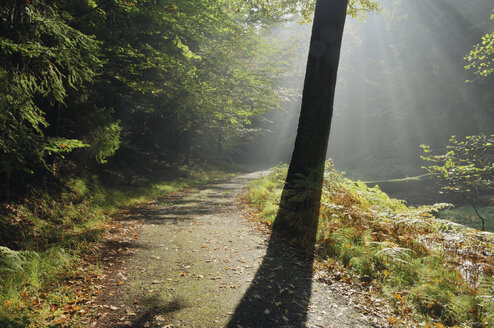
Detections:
[227, 230, 315, 328]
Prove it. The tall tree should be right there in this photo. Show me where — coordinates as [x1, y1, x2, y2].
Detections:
[0, 0, 101, 196]
[273, 0, 349, 248]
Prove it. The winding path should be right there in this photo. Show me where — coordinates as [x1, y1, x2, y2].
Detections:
[90, 172, 380, 328]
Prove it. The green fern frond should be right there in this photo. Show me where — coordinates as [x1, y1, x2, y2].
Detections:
[0, 246, 25, 274]
[376, 246, 414, 265]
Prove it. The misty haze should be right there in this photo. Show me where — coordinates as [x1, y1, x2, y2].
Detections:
[1, 0, 493, 327]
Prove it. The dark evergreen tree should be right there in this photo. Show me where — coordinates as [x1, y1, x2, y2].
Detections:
[0, 0, 101, 196]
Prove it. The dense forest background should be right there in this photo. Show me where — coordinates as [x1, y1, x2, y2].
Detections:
[1, 0, 493, 196]
[1, 0, 286, 199]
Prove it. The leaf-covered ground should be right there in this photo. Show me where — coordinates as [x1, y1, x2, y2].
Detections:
[85, 172, 389, 327]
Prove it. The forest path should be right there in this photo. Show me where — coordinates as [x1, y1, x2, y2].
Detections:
[90, 172, 378, 328]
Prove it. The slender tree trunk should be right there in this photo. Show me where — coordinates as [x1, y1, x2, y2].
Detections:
[173, 114, 179, 161]
[183, 133, 191, 165]
[460, 192, 486, 231]
[273, 0, 348, 248]
[216, 134, 223, 157]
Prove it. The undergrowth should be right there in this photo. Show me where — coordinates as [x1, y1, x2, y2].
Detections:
[245, 162, 494, 327]
[0, 165, 237, 327]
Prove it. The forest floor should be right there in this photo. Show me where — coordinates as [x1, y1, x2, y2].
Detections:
[84, 172, 390, 328]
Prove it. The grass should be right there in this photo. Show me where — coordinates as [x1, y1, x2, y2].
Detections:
[438, 206, 494, 232]
[90, 166, 237, 210]
[0, 165, 238, 327]
[244, 162, 494, 327]
[364, 173, 433, 184]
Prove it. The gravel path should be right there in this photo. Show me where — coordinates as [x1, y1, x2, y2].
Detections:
[91, 172, 379, 328]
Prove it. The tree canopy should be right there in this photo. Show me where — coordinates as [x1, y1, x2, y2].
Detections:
[1, 0, 100, 182]
[465, 12, 494, 79]
[0, 0, 289, 196]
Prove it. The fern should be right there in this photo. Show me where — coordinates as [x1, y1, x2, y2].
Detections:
[0, 246, 25, 275]
[375, 245, 414, 265]
[477, 274, 494, 326]
[246, 161, 494, 325]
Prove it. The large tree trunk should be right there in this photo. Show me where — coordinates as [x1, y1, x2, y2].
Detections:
[273, 0, 348, 249]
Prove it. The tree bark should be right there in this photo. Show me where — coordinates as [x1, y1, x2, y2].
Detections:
[460, 192, 486, 231]
[273, 0, 348, 249]
[216, 134, 223, 157]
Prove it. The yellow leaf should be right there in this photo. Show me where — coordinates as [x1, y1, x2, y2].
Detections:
[387, 317, 396, 323]
[393, 293, 403, 300]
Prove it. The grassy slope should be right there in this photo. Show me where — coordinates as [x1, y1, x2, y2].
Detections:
[364, 175, 494, 232]
[0, 166, 238, 327]
[245, 164, 494, 328]
[438, 206, 494, 232]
